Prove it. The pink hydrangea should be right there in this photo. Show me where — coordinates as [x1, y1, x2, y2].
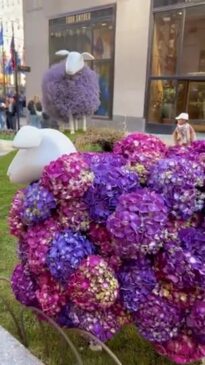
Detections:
[40, 153, 94, 201]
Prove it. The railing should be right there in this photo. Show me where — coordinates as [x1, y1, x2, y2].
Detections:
[0, 276, 122, 365]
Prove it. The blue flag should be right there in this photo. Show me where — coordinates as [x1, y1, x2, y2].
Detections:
[0, 23, 3, 46]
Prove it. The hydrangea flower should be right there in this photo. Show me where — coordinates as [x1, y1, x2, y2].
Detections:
[88, 223, 114, 256]
[149, 158, 205, 218]
[68, 256, 119, 311]
[84, 154, 140, 223]
[11, 264, 37, 306]
[118, 258, 157, 312]
[47, 230, 94, 284]
[20, 182, 56, 225]
[134, 294, 182, 343]
[186, 301, 205, 344]
[58, 199, 90, 232]
[154, 334, 205, 364]
[36, 273, 66, 317]
[57, 301, 131, 342]
[40, 153, 94, 200]
[114, 133, 167, 184]
[9, 189, 26, 238]
[25, 217, 60, 274]
[107, 190, 168, 257]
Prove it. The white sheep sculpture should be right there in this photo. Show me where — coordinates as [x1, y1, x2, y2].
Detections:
[42, 51, 100, 134]
[7, 126, 76, 184]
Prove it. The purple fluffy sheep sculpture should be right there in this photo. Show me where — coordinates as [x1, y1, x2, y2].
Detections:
[42, 50, 100, 134]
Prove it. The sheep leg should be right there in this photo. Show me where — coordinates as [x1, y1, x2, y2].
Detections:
[75, 119, 79, 131]
[82, 115, 87, 132]
[69, 115, 75, 135]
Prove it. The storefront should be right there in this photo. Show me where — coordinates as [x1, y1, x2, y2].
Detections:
[49, 6, 116, 118]
[146, 0, 205, 132]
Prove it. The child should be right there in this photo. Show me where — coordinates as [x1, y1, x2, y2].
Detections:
[173, 113, 196, 146]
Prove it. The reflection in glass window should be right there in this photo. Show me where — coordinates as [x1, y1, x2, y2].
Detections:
[93, 61, 112, 117]
[181, 6, 205, 74]
[151, 11, 182, 76]
[187, 82, 205, 119]
[148, 80, 176, 123]
[93, 25, 113, 60]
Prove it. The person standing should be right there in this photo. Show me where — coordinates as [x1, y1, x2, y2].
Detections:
[173, 112, 196, 146]
[6, 97, 17, 130]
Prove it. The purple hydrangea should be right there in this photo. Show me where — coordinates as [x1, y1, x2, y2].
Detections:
[11, 264, 37, 306]
[118, 258, 157, 312]
[107, 189, 168, 257]
[46, 230, 95, 284]
[154, 240, 199, 290]
[58, 199, 90, 232]
[21, 182, 56, 225]
[149, 158, 205, 218]
[186, 301, 205, 344]
[84, 154, 140, 223]
[134, 294, 183, 343]
[57, 304, 120, 342]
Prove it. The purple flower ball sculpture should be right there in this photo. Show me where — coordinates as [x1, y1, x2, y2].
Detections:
[134, 294, 182, 343]
[9, 132, 205, 364]
[11, 264, 37, 306]
[107, 189, 168, 257]
[20, 182, 56, 225]
[118, 258, 157, 312]
[40, 153, 94, 200]
[47, 229, 94, 284]
[68, 256, 119, 311]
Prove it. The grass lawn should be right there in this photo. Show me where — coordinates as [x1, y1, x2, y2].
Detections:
[0, 147, 200, 365]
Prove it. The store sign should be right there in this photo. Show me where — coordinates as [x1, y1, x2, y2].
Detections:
[17, 65, 31, 73]
[66, 12, 91, 25]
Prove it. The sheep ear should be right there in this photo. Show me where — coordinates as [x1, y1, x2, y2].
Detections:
[81, 52, 95, 61]
[55, 50, 70, 57]
[13, 126, 43, 149]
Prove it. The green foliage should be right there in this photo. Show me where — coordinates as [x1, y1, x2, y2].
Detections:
[0, 149, 200, 365]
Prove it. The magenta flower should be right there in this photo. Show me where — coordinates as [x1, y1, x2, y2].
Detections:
[9, 189, 27, 238]
[11, 264, 37, 306]
[68, 256, 119, 311]
[40, 153, 94, 201]
[58, 199, 90, 232]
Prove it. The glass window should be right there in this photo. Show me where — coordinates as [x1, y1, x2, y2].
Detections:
[93, 61, 112, 117]
[49, 7, 115, 118]
[180, 5, 205, 74]
[148, 80, 176, 123]
[151, 11, 182, 76]
[154, 0, 204, 7]
[187, 81, 205, 119]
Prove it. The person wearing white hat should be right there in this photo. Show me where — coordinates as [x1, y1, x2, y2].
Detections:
[173, 112, 196, 146]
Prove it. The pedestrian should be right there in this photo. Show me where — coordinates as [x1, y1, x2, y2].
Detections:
[0, 99, 6, 129]
[6, 97, 17, 130]
[173, 112, 196, 146]
[27, 96, 42, 128]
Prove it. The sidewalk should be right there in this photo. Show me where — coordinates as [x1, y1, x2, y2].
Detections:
[0, 326, 44, 365]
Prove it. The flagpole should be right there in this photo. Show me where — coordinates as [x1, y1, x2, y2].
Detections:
[0, 21, 6, 95]
[12, 22, 20, 130]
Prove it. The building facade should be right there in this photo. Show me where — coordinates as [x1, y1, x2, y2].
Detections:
[0, 0, 24, 90]
[23, 0, 205, 132]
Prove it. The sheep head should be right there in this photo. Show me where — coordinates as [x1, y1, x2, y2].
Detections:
[56, 50, 95, 75]
[7, 126, 76, 184]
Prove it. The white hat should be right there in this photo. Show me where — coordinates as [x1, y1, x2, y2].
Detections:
[175, 112, 189, 120]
